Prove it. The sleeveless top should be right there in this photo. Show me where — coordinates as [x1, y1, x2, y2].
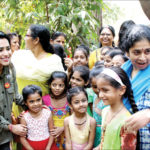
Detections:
[42, 94, 70, 127]
[24, 108, 51, 141]
[100, 107, 131, 150]
[69, 113, 90, 145]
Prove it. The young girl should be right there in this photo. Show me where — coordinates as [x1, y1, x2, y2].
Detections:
[64, 45, 89, 78]
[64, 86, 96, 150]
[69, 65, 93, 117]
[94, 67, 138, 150]
[89, 66, 106, 147]
[42, 71, 70, 150]
[104, 49, 124, 68]
[20, 85, 57, 150]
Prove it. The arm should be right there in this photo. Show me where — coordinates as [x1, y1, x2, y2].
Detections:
[64, 57, 73, 79]
[120, 126, 137, 150]
[0, 114, 27, 137]
[11, 65, 24, 106]
[125, 109, 150, 131]
[46, 114, 54, 150]
[64, 117, 72, 150]
[20, 117, 33, 150]
[83, 117, 96, 150]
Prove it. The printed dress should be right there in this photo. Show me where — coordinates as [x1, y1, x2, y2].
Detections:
[22, 108, 57, 150]
[42, 94, 70, 150]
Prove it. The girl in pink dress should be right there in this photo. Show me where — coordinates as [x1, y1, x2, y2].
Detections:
[42, 71, 70, 150]
[20, 85, 58, 150]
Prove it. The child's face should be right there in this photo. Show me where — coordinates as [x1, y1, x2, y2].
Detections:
[71, 92, 88, 114]
[128, 39, 150, 71]
[50, 78, 65, 96]
[104, 55, 113, 68]
[91, 77, 99, 95]
[25, 92, 42, 114]
[73, 50, 88, 67]
[112, 55, 125, 67]
[100, 48, 109, 61]
[97, 77, 123, 106]
[70, 71, 85, 88]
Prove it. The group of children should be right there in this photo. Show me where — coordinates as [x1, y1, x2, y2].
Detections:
[12, 23, 150, 150]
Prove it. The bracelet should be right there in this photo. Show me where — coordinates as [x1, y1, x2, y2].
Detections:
[9, 124, 13, 132]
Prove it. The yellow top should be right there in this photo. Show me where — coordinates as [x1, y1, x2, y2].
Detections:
[69, 113, 90, 144]
[88, 48, 101, 69]
[11, 50, 64, 117]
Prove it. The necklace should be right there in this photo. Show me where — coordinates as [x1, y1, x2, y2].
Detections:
[100, 105, 124, 149]
[74, 119, 87, 126]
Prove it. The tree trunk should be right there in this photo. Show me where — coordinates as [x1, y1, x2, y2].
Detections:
[139, 0, 150, 20]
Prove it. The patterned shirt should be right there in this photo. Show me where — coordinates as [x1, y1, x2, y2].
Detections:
[136, 87, 150, 150]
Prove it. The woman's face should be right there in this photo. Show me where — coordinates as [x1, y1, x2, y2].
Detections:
[52, 36, 66, 47]
[10, 36, 20, 53]
[128, 39, 150, 71]
[25, 29, 35, 50]
[99, 28, 114, 47]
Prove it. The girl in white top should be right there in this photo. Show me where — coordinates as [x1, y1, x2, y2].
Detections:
[20, 85, 58, 150]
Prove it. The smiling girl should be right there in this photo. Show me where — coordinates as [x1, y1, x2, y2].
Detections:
[64, 87, 96, 150]
[20, 85, 57, 150]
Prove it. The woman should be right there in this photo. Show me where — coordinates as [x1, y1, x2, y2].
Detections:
[7, 32, 20, 53]
[11, 24, 64, 117]
[122, 24, 150, 149]
[89, 25, 115, 69]
[50, 31, 66, 47]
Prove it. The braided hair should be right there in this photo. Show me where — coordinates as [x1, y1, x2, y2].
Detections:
[98, 67, 138, 113]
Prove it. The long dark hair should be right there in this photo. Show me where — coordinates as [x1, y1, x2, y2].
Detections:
[118, 20, 135, 50]
[47, 71, 68, 96]
[30, 24, 54, 54]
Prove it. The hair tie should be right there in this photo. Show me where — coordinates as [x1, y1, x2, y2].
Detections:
[101, 68, 124, 86]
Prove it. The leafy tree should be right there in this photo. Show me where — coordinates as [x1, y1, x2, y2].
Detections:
[0, 0, 120, 52]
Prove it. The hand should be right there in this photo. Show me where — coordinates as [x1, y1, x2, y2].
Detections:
[11, 124, 27, 136]
[125, 109, 150, 131]
[64, 58, 73, 71]
[93, 145, 100, 150]
[18, 111, 25, 120]
[50, 126, 64, 138]
[94, 107, 102, 116]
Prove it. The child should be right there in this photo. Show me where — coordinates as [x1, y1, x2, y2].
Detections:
[112, 54, 128, 67]
[94, 67, 137, 150]
[20, 85, 57, 150]
[64, 86, 96, 150]
[89, 66, 106, 147]
[64, 45, 89, 78]
[104, 49, 124, 68]
[42, 71, 70, 150]
[70, 65, 93, 117]
[122, 24, 150, 149]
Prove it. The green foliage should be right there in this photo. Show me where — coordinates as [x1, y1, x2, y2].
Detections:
[0, 0, 120, 52]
